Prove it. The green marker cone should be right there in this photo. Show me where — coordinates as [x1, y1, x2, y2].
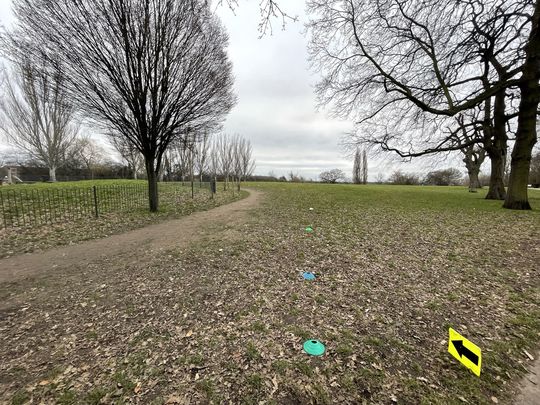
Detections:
[303, 340, 325, 356]
[305, 226, 313, 233]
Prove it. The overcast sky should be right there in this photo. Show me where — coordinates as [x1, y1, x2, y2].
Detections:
[0, 0, 463, 180]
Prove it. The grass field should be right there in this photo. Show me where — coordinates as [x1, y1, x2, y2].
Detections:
[0, 179, 241, 258]
[1, 183, 539, 404]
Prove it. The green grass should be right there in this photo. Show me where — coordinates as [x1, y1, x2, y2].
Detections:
[246, 182, 540, 213]
[1, 182, 538, 404]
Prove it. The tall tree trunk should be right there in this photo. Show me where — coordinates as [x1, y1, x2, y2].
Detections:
[468, 170, 481, 191]
[504, 1, 540, 210]
[463, 150, 483, 192]
[484, 91, 508, 200]
[462, 144, 486, 192]
[146, 160, 159, 212]
[485, 153, 506, 199]
[49, 166, 57, 182]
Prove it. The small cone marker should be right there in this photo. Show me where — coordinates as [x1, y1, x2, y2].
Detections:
[303, 340, 325, 356]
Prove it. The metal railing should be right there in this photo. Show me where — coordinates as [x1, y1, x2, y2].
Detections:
[0, 181, 212, 229]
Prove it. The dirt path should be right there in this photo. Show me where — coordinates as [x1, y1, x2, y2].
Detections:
[515, 354, 540, 405]
[0, 189, 262, 284]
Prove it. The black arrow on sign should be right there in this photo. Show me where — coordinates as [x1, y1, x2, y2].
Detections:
[452, 340, 479, 366]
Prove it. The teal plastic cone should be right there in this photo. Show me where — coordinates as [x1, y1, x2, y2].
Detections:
[303, 340, 325, 356]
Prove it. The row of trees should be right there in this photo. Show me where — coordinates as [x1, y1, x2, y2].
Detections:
[160, 133, 255, 190]
[1, 0, 237, 211]
[352, 148, 368, 184]
[0, 119, 256, 188]
[307, 0, 540, 209]
[320, 167, 464, 185]
[0, 62, 255, 188]
[389, 169, 463, 187]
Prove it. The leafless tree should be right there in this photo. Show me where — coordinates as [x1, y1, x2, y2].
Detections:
[361, 149, 368, 184]
[353, 148, 368, 184]
[69, 136, 106, 180]
[219, 0, 296, 36]
[208, 136, 221, 185]
[108, 134, 144, 180]
[424, 168, 463, 186]
[352, 148, 361, 184]
[194, 130, 211, 184]
[168, 131, 197, 186]
[463, 144, 486, 192]
[307, 0, 538, 209]
[388, 170, 421, 185]
[216, 133, 235, 190]
[530, 148, 540, 186]
[232, 135, 256, 191]
[8, 0, 236, 211]
[320, 168, 346, 183]
[288, 171, 304, 182]
[0, 61, 78, 181]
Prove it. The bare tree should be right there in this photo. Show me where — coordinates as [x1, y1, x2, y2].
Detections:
[208, 136, 220, 185]
[194, 130, 211, 184]
[108, 134, 144, 180]
[462, 144, 486, 192]
[219, 0, 295, 36]
[232, 135, 256, 191]
[8, 0, 236, 211]
[69, 136, 106, 180]
[424, 168, 463, 186]
[388, 170, 421, 185]
[352, 148, 361, 184]
[530, 148, 540, 186]
[216, 133, 235, 190]
[307, 0, 538, 209]
[361, 149, 368, 184]
[505, 1, 540, 209]
[320, 169, 345, 183]
[0, 61, 78, 181]
[353, 148, 368, 184]
[288, 171, 304, 182]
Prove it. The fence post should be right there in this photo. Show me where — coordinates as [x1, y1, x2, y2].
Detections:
[93, 186, 99, 218]
[211, 178, 216, 199]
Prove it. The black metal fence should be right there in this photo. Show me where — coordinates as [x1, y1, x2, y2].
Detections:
[0, 181, 212, 229]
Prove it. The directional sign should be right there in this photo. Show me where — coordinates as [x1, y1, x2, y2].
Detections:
[448, 328, 482, 377]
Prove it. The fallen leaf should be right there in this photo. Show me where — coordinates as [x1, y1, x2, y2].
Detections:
[523, 349, 534, 361]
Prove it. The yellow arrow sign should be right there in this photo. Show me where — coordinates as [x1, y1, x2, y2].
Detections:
[448, 328, 482, 377]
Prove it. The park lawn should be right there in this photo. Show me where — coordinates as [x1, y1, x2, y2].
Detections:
[0, 179, 241, 258]
[1, 183, 539, 404]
